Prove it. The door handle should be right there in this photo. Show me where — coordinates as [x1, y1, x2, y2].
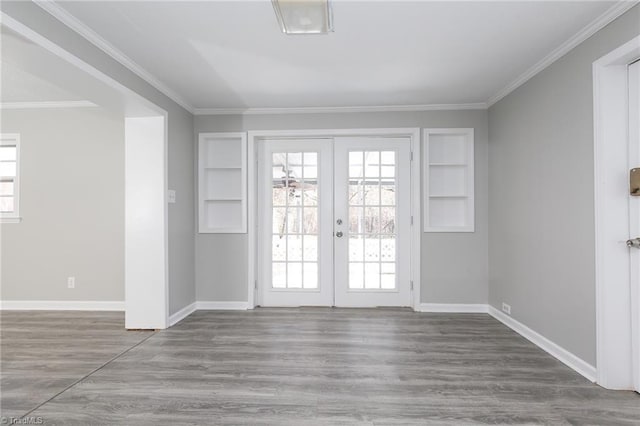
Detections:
[336, 231, 343, 238]
[627, 238, 640, 248]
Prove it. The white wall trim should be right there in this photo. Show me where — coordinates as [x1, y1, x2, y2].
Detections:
[168, 302, 197, 326]
[0, 101, 98, 109]
[417, 303, 489, 313]
[33, 0, 194, 114]
[0, 300, 124, 311]
[194, 103, 487, 116]
[410, 130, 422, 311]
[196, 301, 251, 310]
[487, 1, 638, 107]
[488, 306, 597, 382]
[593, 35, 640, 390]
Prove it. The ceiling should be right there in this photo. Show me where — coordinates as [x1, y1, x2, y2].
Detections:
[47, 1, 620, 111]
[1, 26, 85, 103]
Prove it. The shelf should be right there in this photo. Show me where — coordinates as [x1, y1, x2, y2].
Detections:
[204, 166, 242, 170]
[423, 128, 474, 233]
[198, 132, 247, 233]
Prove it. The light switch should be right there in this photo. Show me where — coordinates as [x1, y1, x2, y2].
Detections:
[168, 190, 176, 204]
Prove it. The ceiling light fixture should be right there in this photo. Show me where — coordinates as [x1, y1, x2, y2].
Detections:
[271, 0, 334, 35]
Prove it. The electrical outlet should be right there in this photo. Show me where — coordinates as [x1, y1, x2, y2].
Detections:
[67, 277, 75, 289]
[168, 190, 176, 204]
[502, 302, 511, 315]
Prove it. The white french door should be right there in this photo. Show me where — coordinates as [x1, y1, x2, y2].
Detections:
[258, 139, 334, 306]
[258, 136, 412, 307]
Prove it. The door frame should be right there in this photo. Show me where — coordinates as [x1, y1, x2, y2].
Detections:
[248, 128, 421, 310]
[593, 35, 640, 390]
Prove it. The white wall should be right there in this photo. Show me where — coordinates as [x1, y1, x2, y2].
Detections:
[488, 5, 640, 366]
[1, 107, 124, 302]
[194, 110, 489, 304]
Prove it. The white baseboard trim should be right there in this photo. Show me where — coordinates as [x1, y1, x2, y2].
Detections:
[488, 306, 597, 382]
[416, 303, 489, 313]
[0, 300, 124, 311]
[196, 301, 250, 310]
[168, 302, 197, 327]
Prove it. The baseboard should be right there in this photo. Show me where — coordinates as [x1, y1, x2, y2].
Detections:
[416, 303, 489, 313]
[488, 306, 597, 382]
[168, 301, 197, 327]
[196, 301, 250, 310]
[0, 300, 124, 311]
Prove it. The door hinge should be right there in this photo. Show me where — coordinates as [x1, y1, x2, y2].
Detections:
[411, 216, 414, 226]
[410, 280, 414, 290]
[254, 280, 258, 290]
[410, 151, 414, 161]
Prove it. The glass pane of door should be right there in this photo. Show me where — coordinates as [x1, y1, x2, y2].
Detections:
[271, 152, 319, 289]
[347, 151, 397, 290]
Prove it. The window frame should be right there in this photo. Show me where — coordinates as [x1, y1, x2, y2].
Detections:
[1, 134, 21, 223]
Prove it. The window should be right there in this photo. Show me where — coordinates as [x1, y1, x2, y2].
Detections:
[0, 134, 21, 222]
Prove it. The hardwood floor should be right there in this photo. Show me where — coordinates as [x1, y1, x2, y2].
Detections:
[1, 308, 639, 425]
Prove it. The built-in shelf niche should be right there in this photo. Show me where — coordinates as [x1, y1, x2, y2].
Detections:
[198, 132, 247, 233]
[424, 129, 474, 232]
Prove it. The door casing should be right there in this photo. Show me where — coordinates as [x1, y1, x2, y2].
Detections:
[593, 35, 640, 390]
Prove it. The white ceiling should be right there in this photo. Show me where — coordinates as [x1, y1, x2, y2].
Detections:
[53, 0, 618, 111]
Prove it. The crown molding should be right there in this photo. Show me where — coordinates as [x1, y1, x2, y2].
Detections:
[31, 0, 638, 115]
[487, 1, 639, 107]
[33, 0, 194, 114]
[193, 102, 488, 116]
[0, 100, 98, 109]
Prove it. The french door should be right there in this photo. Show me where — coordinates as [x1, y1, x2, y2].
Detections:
[258, 136, 412, 307]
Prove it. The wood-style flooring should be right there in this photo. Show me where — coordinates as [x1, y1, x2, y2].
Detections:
[1, 308, 639, 425]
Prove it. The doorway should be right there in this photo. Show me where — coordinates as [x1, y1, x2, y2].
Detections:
[256, 133, 416, 308]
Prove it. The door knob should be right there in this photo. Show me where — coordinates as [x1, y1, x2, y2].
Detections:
[627, 238, 640, 248]
[336, 231, 343, 237]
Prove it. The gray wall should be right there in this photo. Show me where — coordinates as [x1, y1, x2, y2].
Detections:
[488, 5, 640, 366]
[195, 110, 489, 304]
[1, 108, 124, 301]
[2, 1, 196, 315]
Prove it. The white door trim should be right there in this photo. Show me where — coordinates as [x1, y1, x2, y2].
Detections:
[593, 35, 640, 390]
[248, 128, 421, 310]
